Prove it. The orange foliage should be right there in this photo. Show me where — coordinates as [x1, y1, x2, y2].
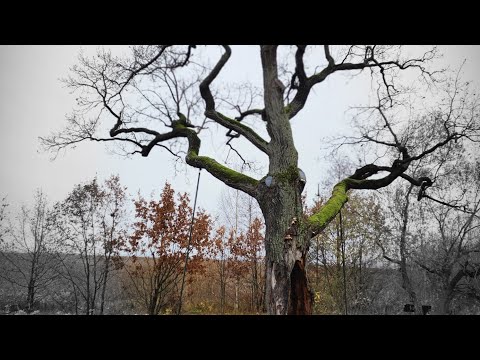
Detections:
[120, 182, 212, 314]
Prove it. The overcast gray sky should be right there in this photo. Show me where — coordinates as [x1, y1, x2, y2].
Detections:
[1, 45, 479, 218]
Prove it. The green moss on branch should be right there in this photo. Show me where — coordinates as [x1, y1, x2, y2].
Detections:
[307, 180, 349, 236]
[194, 156, 259, 187]
[184, 131, 258, 194]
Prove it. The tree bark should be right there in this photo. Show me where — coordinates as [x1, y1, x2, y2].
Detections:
[258, 182, 313, 314]
[436, 289, 453, 315]
[258, 45, 313, 315]
[288, 257, 313, 315]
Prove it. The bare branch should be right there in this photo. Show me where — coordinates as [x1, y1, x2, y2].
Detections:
[199, 45, 270, 155]
[286, 45, 440, 120]
[324, 45, 335, 67]
[234, 108, 265, 122]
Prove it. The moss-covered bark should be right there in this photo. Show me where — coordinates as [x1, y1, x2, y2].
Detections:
[178, 126, 259, 197]
[189, 155, 259, 188]
[307, 181, 349, 236]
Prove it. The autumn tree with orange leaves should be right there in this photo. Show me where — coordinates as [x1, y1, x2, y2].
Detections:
[207, 217, 265, 314]
[228, 218, 265, 313]
[120, 182, 211, 315]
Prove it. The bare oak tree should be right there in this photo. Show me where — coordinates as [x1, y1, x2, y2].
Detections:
[0, 190, 60, 313]
[52, 176, 126, 314]
[376, 182, 424, 314]
[413, 157, 480, 314]
[42, 45, 480, 314]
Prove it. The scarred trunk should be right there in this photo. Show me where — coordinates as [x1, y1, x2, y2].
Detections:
[258, 45, 313, 315]
[258, 176, 313, 315]
[289, 257, 313, 314]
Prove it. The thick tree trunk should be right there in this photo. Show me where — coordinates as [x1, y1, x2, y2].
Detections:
[259, 185, 313, 315]
[262, 223, 313, 315]
[258, 45, 314, 314]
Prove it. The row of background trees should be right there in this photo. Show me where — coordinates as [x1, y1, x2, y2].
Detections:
[0, 175, 266, 315]
[306, 150, 480, 315]
[1, 151, 479, 315]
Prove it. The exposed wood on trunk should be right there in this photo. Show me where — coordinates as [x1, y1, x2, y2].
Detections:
[288, 259, 313, 315]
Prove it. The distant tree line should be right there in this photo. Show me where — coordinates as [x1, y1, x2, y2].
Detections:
[0, 152, 479, 315]
[0, 176, 266, 315]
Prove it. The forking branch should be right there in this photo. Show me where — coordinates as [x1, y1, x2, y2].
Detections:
[40, 45, 273, 197]
[308, 70, 480, 237]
